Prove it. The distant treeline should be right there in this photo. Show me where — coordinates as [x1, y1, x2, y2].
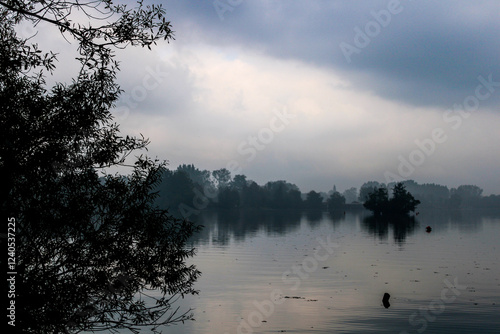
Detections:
[155, 164, 500, 216]
[357, 180, 499, 210]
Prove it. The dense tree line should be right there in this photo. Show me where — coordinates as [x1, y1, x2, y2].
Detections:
[156, 164, 500, 217]
[155, 165, 322, 213]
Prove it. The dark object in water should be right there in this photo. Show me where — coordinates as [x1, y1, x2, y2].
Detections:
[426, 226, 432, 233]
[382, 293, 390, 308]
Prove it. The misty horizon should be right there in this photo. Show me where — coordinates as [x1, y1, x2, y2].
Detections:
[158, 162, 500, 197]
[5, 1, 500, 333]
[25, 0, 500, 196]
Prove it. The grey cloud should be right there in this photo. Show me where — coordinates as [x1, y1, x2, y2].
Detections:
[163, 0, 500, 109]
[115, 52, 200, 117]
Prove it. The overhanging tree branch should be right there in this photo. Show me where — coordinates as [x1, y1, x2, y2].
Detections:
[1, 1, 200, 333]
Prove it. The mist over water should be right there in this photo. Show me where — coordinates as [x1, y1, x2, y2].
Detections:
[163, 209, 500, 334]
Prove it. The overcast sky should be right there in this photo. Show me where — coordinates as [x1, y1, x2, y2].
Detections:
[33, 1, 500, 194]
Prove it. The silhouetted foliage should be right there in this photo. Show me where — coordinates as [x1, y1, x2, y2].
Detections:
[359, 181, 385, 202]
[327, 191, 346, 212]
[212, 168, 231, 189]
[230, 174, 248, 192]
[177, 164, 213, 191]
[1, 2, 201, 332]
[448, 193, 462, 209]
[241, 181, 267, 208]
[391, 180, 449, 208]
[390, 182, 421, 214]
[364, 183, 420, 215]
[264, 180, 303, 209]
[363, 187, 389, 215]
[304, 191, 325, 210]
[155, 163, 499, 215]
[156, 170, 197, 212]
[455, 184, 483, 199]
[476, 195, 500, 208]
[450, 184, 484, 208]
[218, 187, 240, 208]
[342, 187, 358, 204]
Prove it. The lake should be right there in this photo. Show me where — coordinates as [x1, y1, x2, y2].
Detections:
[163, 208, 500, 334]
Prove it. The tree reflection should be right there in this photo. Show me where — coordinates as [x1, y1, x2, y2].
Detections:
[305, 210, 324, 225]
[362, 215, 418, 244]
[193, 209, 302, 245]
[326, 210, 346, 226]
[189, 208, 500, 248]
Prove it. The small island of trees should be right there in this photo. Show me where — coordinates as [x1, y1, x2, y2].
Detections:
[363, 182, 420, 216]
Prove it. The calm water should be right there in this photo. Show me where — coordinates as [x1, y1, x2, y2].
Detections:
[163, 209, 500, 334]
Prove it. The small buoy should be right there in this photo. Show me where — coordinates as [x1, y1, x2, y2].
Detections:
[426, 226, 432, 233]
[382, 293, 391, 308]
[416, 212, 420, 216]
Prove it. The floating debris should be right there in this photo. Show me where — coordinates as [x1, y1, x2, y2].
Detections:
[382, 293, 391, 308]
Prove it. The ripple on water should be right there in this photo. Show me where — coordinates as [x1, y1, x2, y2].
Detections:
[167, 210, 500, 334]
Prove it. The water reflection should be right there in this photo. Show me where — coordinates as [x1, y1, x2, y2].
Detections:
[410, 208, 500, 232]
[304, 209, 323, 223]
[362, 214, 418, 244]
[190, 208, 500, 246]
[326, 210, 347, 224]
[192, 209, 303, 246]
[176, 208, 500, 334]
